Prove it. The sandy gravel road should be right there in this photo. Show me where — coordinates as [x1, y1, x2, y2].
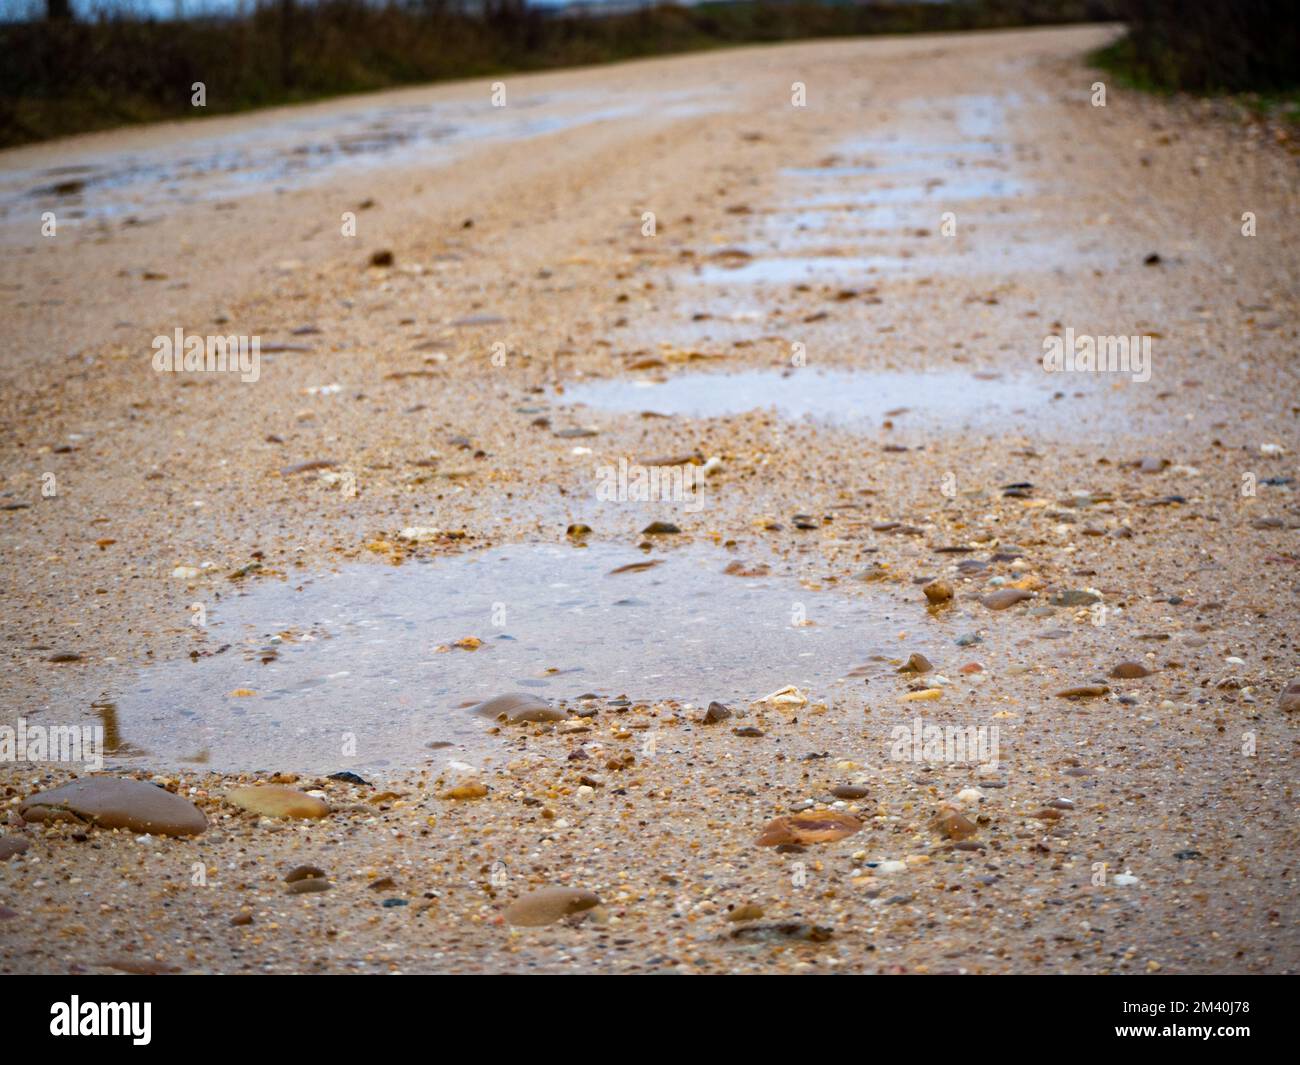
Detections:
[1, 25, 1297, 974]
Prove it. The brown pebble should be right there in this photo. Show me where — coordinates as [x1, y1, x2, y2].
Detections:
[703, 700, 733, 724]
[898, 653, 933, 674]
[284, 864, 327, 883]
[730, 922, 833, 943]
[1110, 661, 1152, 679]
[830, 785, 869, 800]
[469, 692, 563, 724]
[930, 807, 977, 840]
[982, 589, 1034, 610]
[757, 810, 861, 846]
[1056, 684, 1110, 699]
[0, 836, 31, 860]
[504, 886, 600, 926]
[102, 957, 180, 975]
[923, 580, 953, 604]
[21, 777, 207, 837]
[286, 878, 333, 895]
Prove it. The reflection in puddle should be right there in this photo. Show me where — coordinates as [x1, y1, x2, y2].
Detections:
[563, 368, 1116, 430]
[111, 544, 921, 772]
[91, 699, 142, 755]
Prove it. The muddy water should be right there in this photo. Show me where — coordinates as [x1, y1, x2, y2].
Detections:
[561, 367, 1140, 434]
[110, 543, 934, 773]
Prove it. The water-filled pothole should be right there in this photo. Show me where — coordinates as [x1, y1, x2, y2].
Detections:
[562, 368, 1125, 432]
[112, 544, 926, 773]
[790, 175, 1029, 209]
[2, 90, 716, 228]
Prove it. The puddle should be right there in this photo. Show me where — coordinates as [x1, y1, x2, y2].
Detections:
[758, 203, 947, 235]
[835, 138, 1007, 158]
[791, 175, 1030, 209]
[783, 155, 1007, 179]
[949, 93, 1020, 139]
[689, 234, 1095, 284]
[691, 255, 908, 285]
[0, 89, 717, 230]
[562, 367, 1125, 431]
[110, 543, 924, 773]
[724, 98, 1076, 280]
[733, 92, 1044, 282]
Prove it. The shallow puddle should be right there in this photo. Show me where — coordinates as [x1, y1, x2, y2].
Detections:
[562, 367, 1122, 431]
[782, 155, 1007, 179]
[790, 175, 1030, 209]
[834, 138, 1007, 158]
[748, 93, 1041, 281]
[0, 89, 715, 229]
[690, 255, 906, 285]
[111, 544, 925, 773]
[691, 233, 1097, 283]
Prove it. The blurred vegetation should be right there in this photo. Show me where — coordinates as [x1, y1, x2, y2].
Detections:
[0, 0, 1120, 147]
[1094, 0, 1299, 95]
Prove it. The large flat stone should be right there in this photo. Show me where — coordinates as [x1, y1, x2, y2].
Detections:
[20, 777, 207, 837]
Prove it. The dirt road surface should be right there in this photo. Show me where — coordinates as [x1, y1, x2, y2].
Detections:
[1, 25, 1297, 974]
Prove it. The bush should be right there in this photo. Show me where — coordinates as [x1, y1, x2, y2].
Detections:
[1097, 0, 1300, 94]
